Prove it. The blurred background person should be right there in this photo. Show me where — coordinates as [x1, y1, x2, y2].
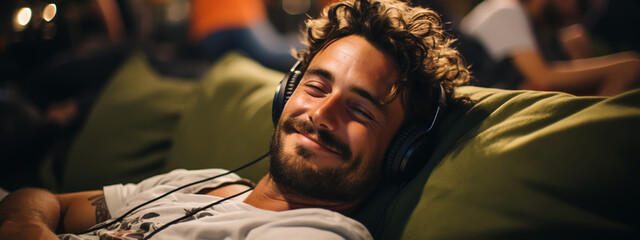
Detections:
[459, 0, 640, 96]
[188, 0, 304, 71]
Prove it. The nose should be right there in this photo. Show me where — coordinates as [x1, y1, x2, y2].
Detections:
[309, 94, 342, 131]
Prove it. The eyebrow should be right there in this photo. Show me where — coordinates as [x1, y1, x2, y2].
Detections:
[306, 67, 334, 83]
[306, 67, 386, 114]
[349, 86, 385, 113]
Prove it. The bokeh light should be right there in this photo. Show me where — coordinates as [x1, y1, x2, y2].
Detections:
[43, 3, 58, 22]
[168, 0, 190, 22]
[14, 7, 33, 31]
[282, 0, 310, 15]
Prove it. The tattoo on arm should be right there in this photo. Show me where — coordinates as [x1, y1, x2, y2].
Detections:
[88, 194, 111, 223]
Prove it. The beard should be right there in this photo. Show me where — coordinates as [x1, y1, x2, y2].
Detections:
[268, 117, 381, 202]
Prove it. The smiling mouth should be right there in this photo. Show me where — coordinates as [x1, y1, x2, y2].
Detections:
[296, 131, 341, 155]
[281, 117, 351, 160]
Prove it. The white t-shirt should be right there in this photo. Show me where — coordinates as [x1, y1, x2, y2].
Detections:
[460, 0, 538, 61]
[58, 169, 372, 240]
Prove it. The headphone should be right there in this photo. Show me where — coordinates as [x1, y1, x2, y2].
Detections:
[272, 61, 446, 183]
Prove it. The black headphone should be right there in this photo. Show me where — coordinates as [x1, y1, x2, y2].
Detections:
[272, 61, 445, 183]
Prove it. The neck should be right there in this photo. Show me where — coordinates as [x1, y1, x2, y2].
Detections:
[243, 174, 362, 214]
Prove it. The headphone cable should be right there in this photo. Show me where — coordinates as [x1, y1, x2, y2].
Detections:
[143, 186, 255, 239]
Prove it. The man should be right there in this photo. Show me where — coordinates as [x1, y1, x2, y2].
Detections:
[0, 0, 469, 239]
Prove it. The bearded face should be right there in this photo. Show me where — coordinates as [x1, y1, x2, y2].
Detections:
[267, 35, 406, 203]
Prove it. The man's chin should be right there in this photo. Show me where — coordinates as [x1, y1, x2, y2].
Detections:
[268, 152, 363, 202]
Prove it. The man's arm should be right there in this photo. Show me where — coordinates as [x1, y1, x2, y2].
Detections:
[58, 190, 111, 233]
[558, 24, 592, 59]
[0, 188, 60, 239]
[512, 50, 640, 95]
[0, 188, 111, 239]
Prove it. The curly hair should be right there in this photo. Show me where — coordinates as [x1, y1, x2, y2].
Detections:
[296, 0, 470, 121]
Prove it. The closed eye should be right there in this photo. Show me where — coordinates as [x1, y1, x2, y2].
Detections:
[303, 83, 327, 97]
[350, 105, 374, 121]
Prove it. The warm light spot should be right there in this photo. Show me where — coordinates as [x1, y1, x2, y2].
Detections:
[43, 4, 57, 22]
[13, 7, 32, 31]
[16, 7, 32, 26]
[282, 0, 310, 15]
[167, 0, 189, 22]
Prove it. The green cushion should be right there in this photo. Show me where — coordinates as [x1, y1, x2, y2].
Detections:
[57, 52, 279, 192]
[397, 87, 640, 239]
[59, 53, 199, 192]
[164, 52, 282, 182]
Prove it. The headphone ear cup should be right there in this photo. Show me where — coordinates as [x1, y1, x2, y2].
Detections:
[383, 84, 446, 182]
[272, 62, 303, 126]
[383, 124, 434, 183]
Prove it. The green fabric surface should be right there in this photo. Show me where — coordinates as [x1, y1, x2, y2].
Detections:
[59, 53, 198, 192]
[399, 87, 640, 239]
[164, 53, 281, 183]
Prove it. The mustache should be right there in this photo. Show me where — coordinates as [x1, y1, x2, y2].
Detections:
[281, 117, 352, 161]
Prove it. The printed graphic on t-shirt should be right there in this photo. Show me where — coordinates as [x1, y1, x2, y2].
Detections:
[59, 207, 214, 240]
